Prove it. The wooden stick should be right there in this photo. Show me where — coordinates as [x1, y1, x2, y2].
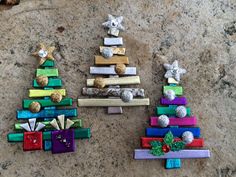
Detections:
[100, 46, 126, 55]
[82, 88, 145, 97]
[29, 89, 66, 97]
[36, 69, 58, 77]
[23, 98, 72, 108]
[163, 86, 183, 96]
[90, 66, 136, 75]
[95, 56, 129, 65]
[17, 108, 77, 119]
[150, 116, 197, 126]
[156, 107, 191, 116]
[146, 127, 200, 138]
[141, 137, 204, 148]
[78, 98, 150, 107]
[104, 37, 123, 46]
[87, 76, 140, 86]
[134, 149, 210, 159]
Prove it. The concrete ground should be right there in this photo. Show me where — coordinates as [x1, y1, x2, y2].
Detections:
[0, 0, 236, 176]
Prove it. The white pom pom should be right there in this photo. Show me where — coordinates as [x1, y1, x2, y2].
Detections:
[102, 48, 113, 58]
[182, 131, 194, 144]
[176, 106, 187, 118]
[158, 115, 169, 127]
[164, 90, 175, 101]
[121, 90, 133, 102]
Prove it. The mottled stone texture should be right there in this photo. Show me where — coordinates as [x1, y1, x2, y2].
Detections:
[0, 0, 236, 177]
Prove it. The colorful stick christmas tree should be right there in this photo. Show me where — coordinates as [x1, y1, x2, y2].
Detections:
[7, 43, 91, 153]
[134, 61, 210, 169]
[78, 14, 150, 114]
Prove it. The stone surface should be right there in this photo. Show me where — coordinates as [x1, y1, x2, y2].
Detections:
[0, 0, 236, 177]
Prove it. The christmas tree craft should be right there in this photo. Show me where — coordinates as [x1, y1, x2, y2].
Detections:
[134, 61, 210, 169]
[78, 14, 150, 114]
[7, 43, 91, 153]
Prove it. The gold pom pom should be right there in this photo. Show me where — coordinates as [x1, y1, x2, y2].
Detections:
[94, 77, 106, 88]
[36, 75, 48, 87]
[29, 102, 41, 113]
[51, 92, 63, 103]
[115, 63, 126, 75]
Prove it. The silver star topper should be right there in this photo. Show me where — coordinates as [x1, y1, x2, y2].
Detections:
[102, 14, 124, 37]
[163, 60, 186, 81]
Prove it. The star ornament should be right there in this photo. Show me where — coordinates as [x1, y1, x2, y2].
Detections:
[102, 14, 124, 36]
[32, 43, 55, 65]
[163, 60, 187, 81]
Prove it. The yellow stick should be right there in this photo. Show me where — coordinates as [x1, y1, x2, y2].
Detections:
[29, 89, 66, 97]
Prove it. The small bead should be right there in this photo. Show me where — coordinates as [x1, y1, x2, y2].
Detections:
[162, 144, 170, 153]
[182, 131, 194, 144]
[29, 102, 41, 113]
[176, 106, 187, 118]
[50, 92, 63, 103]
[120, 90, 133, 102]
[158, 115, 169, 127]
[101, 48, 113, 58]
[115, 63, 126, 75]
[164, 90, 175, 101]
[36, 75, 48, 87]
[94, 77, 106, 88]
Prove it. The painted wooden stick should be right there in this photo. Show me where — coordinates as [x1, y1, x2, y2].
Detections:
[17, 108, 78, 119]
[82, 88, 145, 97]
[146, 127, 200, 138]
[163, 86, 183, 96]
[150, 117, 197, 126]
[23, 98, 72, 108]
[104, 37, 123, 46]
[100, 46, 126, 55]
[36, 69, 59, 77]
[160, 97, 187, 105]
[134, 149, 210, 159]
[41, 60, 55, 67]
[156, 107, 191, 116]
[141, 137, 204, 148]
[87, 76, 140, 87]
[78, 98, 150, 107]
[90, 66, 136, 75]
[29, 89, 66, 98]
[33, 78, 62, 88]
[95, 56, 129, 65]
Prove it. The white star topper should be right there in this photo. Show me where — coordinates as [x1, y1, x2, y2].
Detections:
[163, 60, 187, 81]
[102, 14, 124, 36]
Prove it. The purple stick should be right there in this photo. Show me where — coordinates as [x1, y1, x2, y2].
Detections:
[134, 149, 210, 159]
[161, 97, 187, 105]
[150, 116, 197, 126]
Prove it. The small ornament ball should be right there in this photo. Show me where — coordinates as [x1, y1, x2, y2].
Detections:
[176, 106, 187, 118]
[51, 92, 63, 103]
[182, 131, 194, 144]
[115, 63, 126, 75]
[29, 102, 41, 113]
[158, 115, 169, 127]
[121, 90, 133, 102]
[102, 48, 113, 58]
[36, 75, 48, 87]
[164, 90, 175, 101]
[94, 77, 106, 88]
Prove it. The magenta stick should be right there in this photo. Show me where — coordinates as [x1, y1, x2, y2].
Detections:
[150, 116, 197, 126]
[160, 97, 187, 105]
[134, 149, 210, 159]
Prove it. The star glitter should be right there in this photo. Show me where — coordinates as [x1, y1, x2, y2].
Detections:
[163, 60, 186, 81]
[102, 14, 124, 36]
[32, 43, 55, 65]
